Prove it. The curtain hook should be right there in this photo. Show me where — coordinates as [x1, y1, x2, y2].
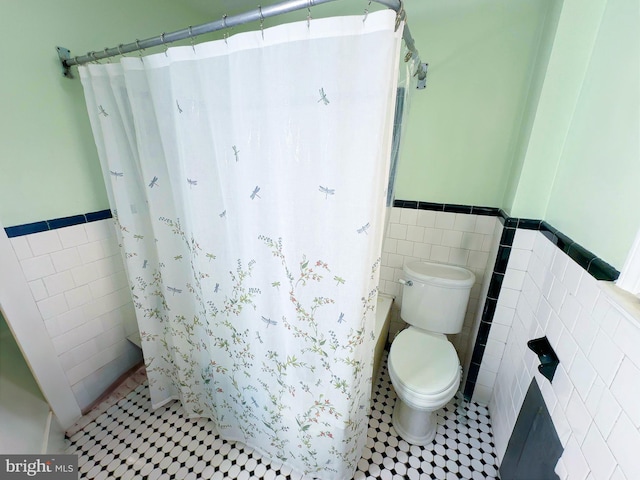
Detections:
[258, 5, 265, 40]
[161, 32, 168, 56]
[307, 5, 312, 28]
[118, 44, 126, 58]
[363, 0, 372, 23]
[222, 14, 229, 44]
[104, 48, 111, 63]
[135, 39, 145, 62]
[188, 26, 196, 53]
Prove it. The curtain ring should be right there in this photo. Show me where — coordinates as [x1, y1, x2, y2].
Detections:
[258, 5, 265, 39]
[363, 0, 372, 23]
[89, 52, 97, 64]
[118, 44, 126, 57]
[103, 47, 111, 63]
[161, 32, 168, 56]
[222, 15, 229, 44]
[135, 39, 145, 62]
[188, 26, 196, 53]
[307, 3, 312, 29]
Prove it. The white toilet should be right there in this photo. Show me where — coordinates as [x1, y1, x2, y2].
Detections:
[389, 261, 475, 445]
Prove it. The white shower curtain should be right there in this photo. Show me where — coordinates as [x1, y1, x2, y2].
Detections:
[80, 11, 402, 478]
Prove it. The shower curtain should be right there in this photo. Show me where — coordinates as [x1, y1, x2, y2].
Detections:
[79, 10, 402, 479]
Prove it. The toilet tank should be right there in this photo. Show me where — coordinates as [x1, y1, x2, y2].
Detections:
[400, 261, 475, 334]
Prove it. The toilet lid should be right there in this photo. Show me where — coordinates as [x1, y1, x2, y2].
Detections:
[389, 329, 460, 396]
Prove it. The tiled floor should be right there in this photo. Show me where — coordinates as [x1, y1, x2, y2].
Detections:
[67, 354, 500, 479]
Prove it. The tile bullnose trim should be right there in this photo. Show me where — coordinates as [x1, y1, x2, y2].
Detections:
[4, 209, 113, 238]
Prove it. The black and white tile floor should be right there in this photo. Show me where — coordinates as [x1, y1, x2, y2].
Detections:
[67, 354, 499, 479]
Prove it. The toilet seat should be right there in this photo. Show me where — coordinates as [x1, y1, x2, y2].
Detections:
[389, 328, 460, 410]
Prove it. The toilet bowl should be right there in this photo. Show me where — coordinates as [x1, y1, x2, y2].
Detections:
[388, 261, 474, 445]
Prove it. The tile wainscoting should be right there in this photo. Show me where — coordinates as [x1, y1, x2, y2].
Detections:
[379, 203, 501, 377]
[5, 211, 142, 411]
[488, 229, 640, 479]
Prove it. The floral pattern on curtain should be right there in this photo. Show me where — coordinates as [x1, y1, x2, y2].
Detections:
[79, 11, 402, 479]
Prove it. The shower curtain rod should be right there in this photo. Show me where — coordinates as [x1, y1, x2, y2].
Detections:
[56, 0, 427, 86]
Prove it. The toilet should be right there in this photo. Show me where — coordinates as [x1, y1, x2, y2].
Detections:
[389, 261, 475, 445]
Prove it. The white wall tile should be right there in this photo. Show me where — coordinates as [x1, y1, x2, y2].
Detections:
[608, 414, 640, 480]
[461, 232, 484, 251]
[612, 314, 640, 370]
[575, 274, 600, 312]
[423, 228, 443, 244]
[382, 238, 397, 254]
[568, 349, 597, 401]
[43, 270, 75, 296]
[405, 225, 424, 242]
[416, 210, 435, 228]
[551, 250, 569, 281]
[503, 269, 525, 290]
[399, 208, 418, 225]
[589, 330, 624, 386]
[57, 224, 89, 249]
[592, 386, 622, 439]
[84, 221, 114, 242]
[561, 435, 590, 480]
[50, 248, 82, 272]
[610, 358, 640, 428]
[563, 261, 583, 297]
[388, 223, 407, 240]
[474, 216, 495, 235]
[497, 287, 520, 308]
[508, 249, 531, 271]
[10, 236, 33, 260]
[448, 248, 469, 266]
[548, 279, 568, 314]
[65, 285, 92, 309]
[412, 242, 431, 259]
[559, 295, 582, 331]
[77, 241, 105, 264]
[441, 230, 462, 248]
[512, 229, 537, 251]
[565, 390, 591, 445]
[27, 230, 62, 256]
[571, 313, 599, 356]
[28, 279, 48, 302]
[396, 240, 414, 256]
[20, 255, 55, 281]
[453, 214, 476, 232]
[37, 294, 69, 319]
[434, 212, 456, 229]
[430, 245, 450, 263]
[582, 424, 616, 480]
[54, 307, 89, 335]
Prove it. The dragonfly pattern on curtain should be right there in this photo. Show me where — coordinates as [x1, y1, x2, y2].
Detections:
[79, 10, 403, 479]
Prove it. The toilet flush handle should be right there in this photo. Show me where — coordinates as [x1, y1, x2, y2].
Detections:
[398, 279, 413, 287]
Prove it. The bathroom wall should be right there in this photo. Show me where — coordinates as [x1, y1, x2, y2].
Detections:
[506, 0, 640, 269]
[7, 218, 141, 411]
[379, 205, 499, 371]
[0, 0, 205, 227]
[487, 229, 640, 479]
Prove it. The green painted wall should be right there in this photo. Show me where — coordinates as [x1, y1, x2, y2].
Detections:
[544, 0, 640, 268]
[505, 0, 609, 219]
[394, 0, 553, 207]
[0, 0, 204, 227]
